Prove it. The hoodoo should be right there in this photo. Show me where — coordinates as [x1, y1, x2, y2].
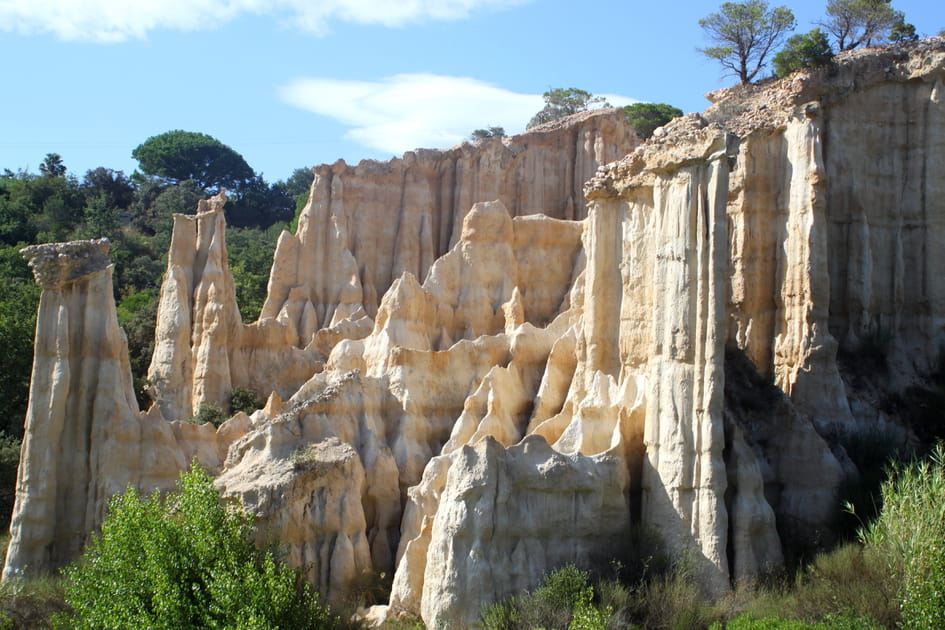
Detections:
[4, 39, 945, 628]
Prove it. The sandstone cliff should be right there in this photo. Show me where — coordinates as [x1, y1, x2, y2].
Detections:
[4, 38, 945, 630]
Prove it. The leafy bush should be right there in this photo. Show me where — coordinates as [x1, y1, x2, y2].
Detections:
[230, 386, 263, 415]
[480, 565, 603, 630]
[58, 464, 337, 629]
[773, 29, 834, 78]
[749, 543, 896, 628]
[858, 444, 945, 628]
[623, 103, 683, 140]
[189, 403, 227, 427]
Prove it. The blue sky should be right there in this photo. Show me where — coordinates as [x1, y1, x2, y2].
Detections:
[0, 0, 940, 183]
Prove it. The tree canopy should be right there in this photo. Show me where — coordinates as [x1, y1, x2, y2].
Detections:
[132, 130, 255, 192]
[470, 127, 507, 142]
[819, 0, 903, 50]
[699, 1, 796, 84]
[623, 103, 683, 140]
[773, 28, 835, 77]
[527, 88, 609, 129]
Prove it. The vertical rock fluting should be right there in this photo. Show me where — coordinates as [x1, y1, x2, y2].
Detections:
[823, 77, 945, 377]
[149, 194, 243, 420]
[584, 123, 740, 594]
[3, 239, 251, 580]
[262, 108, 637, 327]
[3, 240, 142, 577]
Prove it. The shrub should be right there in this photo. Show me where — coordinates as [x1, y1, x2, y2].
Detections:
[858, 444, 945, 628]
[188, 403, 227, 427]
[623, 103, 683, 140]
[773, 29, 834, 78]
[0, 573, 68, 630]
[57, 464, 337, 629]
[230, 386, 263, 415]
[480, 565, 603, 630]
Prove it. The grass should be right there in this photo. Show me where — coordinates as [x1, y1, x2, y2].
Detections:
[0, 537, 69, 629]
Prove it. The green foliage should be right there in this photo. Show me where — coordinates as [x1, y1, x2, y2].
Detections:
[773, 29, 835, 77]
[888, 19, 917, 42]
[230, 386, 263, 415]
[746, 543, 897, 628]
[0, 572, 68, 630]
[715, 612, 881, 629]
[0, 246, 39, 438]
[226, 175, 294, 229]
[132, 130, 255, 192]
[470, 127, 507, 142]
[227, 225, 282, 322]
[39, 154, 66, 179]
[480, 565, 600, 630]
[0, 434, 21, 529]
[623, 103, 683, 139]
[567, 589, 611, 630]
[189, 404, 227, 428]
[699, 1, 796, 84]
[858, 444, 945, 628]
[527, 88, 609, 129]
[58, 465, 337, 629]
[819, 0, 903, 50]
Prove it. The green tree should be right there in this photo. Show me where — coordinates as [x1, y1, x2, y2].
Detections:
[132, 131, 255, 192]
[0, 245, 40, 438]
[470, 126, 507, 142]
[527, 88, 609, 129]
[59, 465, 337, 629]
[773, 28, 835, 77]
[699, 1, 796, 84]
[623, 103, 683, 140]
[81, 167, 135, 210]
[39, 153, 66, 178]
[888, 18, 918, 42]
[819, 0, 903, 50]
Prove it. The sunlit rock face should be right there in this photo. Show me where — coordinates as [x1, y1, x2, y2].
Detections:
[5, 39, 945, 628]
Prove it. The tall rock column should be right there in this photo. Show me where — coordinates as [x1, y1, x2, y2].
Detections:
[148, 193, 244, 420]
[586, 121, 738, 594]
[4, 240, 142, 578]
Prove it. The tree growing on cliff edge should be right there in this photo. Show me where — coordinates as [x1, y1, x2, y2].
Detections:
[773, 28, 835, 77]
[623, 103, 684, 140]
[819, 0, 904, 50]
[699, 1, 796, 84]
[527, 88, 609, 129]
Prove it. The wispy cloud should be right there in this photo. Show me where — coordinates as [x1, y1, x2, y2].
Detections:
[280, 74, 639, 155]
[0, 0, 530, 43]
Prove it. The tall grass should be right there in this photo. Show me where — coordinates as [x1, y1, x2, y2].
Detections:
[858, 443, 945, 628]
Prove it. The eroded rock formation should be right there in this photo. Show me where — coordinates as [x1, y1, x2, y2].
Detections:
[5, 38, 945, 629]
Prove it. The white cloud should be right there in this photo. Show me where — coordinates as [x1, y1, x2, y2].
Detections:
[0, 0, 529, 42]
[280, 75, 642, 155]
[280, 74, 546, 155]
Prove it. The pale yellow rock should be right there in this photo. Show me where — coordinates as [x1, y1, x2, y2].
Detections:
[410, 436, 630, 629]
[217, 437, 372, 608]
[2, 241, 243, 579]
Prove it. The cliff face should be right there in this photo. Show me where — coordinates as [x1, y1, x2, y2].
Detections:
[5, 39, 945, 628]
[263, 108, 636, 329]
